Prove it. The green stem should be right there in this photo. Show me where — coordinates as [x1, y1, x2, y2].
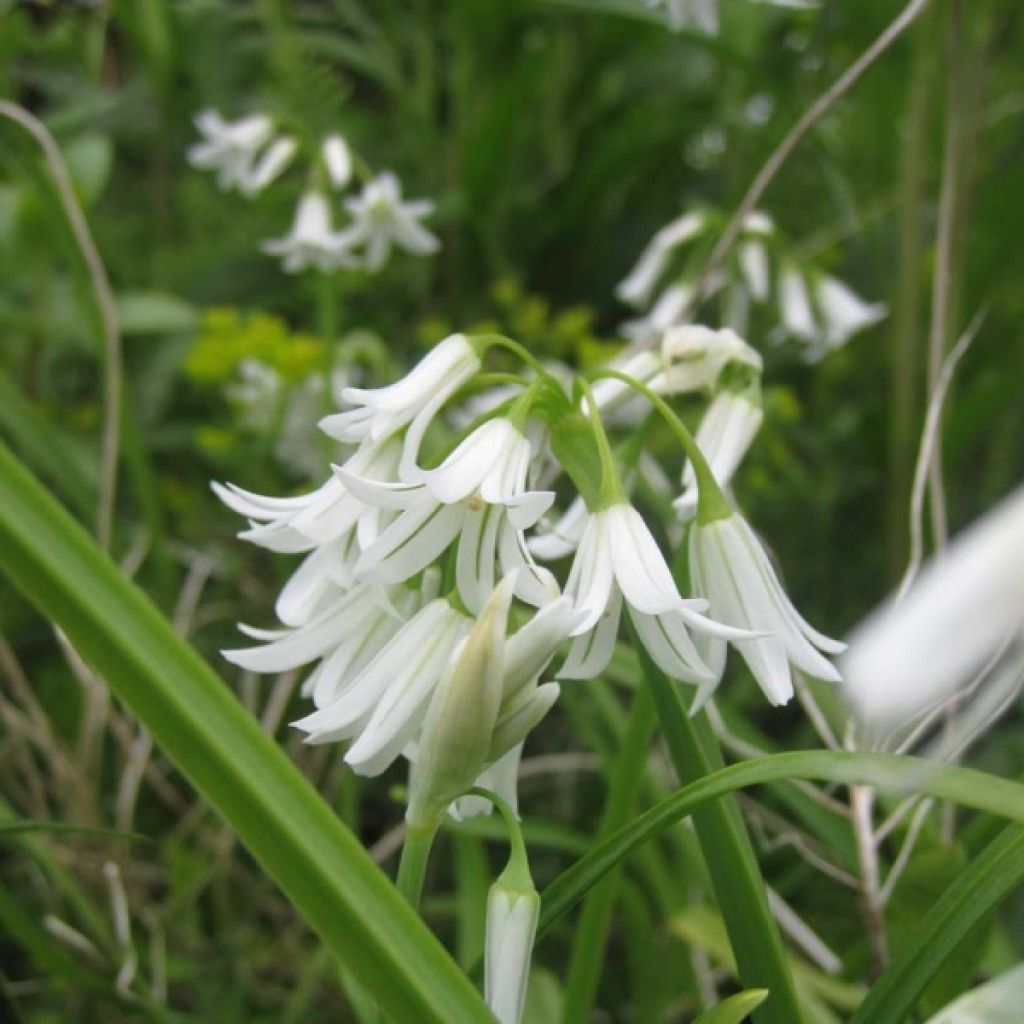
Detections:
[591, 369, 732, 524]
[629, 627, 803, 1024]
[577, 378, 626, 508]
[562, 685, 657, 1024]
[471, 333, 556, 383]
[397, 822, 439, 910]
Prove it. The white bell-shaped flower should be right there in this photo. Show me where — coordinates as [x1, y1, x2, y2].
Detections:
[262, 191, 357, 274]
[689, 510, 845, 705]
[320, 333, 480, 475]
[322, 133, 352, 190]
[560, 503, 746, 694]
[675, 390, 763, 521]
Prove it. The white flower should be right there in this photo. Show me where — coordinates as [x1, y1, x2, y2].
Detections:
[322, 134, 352, 190]
[739, 237, 771, 301]
[341, 416, 557, 613]
[223, 581, 418, 706]
[529, 496, 589, 561]
[187, 110, 275, 192]
[621, 282, 696, 346]
[561, 503, 745, 695]
[213, 436, 402, 562]
[617, 211, 706, 308]
[778, 267, 816, 341]
[340, 171, 440, 272]
[675, 391, 764, 520]
[689, 511, 845, 705]
[242, 135, 298, 197]
[656, 325, 763, 394]
[778, 269, 886, 360]
[813, 275, 887, 357]
[841, 484, 1024, 728]
[485, 881, 540, 1024]
[261, 191, 356, 274]
[320, 333, 480, 475]
[294, 596, 472, 777]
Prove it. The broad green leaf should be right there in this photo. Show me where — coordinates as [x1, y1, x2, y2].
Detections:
[0, 441, 492, 1024]
[691, 989, 770, 1024]
[849, 827, 1024, 1024]
[924, 963, 1024, 1024]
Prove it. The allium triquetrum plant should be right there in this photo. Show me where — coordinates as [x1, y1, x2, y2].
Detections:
[3, 0, 1024, 1022]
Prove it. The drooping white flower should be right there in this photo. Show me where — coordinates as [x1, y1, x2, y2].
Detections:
[341, 416, 557, 612]
[294, 596, 473, 776]
[675, 390, 764, 520]
[560, 503, 746, 695]
[242, 135, 298, 197]
[778, 266, 817, 342]
[213, 436, 402, 562]
[529, 495, 589, 561]
[841, 484, 1024, 728]
[320, 333, 480, 476]
[655, 325, 763, 394]
[261, 191, 357, 274]
[322, 134, 352, 190]
[187, 110, 275, 193]
[621, 282, 696, 346]
[617, 211, 706, 308]
[223, 581, 419, 707]
[812, 275, 887, 358]
[739, 237, 771, 301]
[340, 171, 440, 272]
[689, 510, 845, 705]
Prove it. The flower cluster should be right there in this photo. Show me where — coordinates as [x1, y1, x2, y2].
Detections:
[618, 208, 886, 360]
[216, 325, 845, 820]
[188, 111, 439, 275]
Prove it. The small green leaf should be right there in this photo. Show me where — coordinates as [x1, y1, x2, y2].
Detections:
[691, 989, 770, 1024]
[0, 819, 148, 843]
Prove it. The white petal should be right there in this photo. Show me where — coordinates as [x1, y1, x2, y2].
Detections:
[559, 588, 623, 680]
[456, 503, 503, 615]
[355, 495, 464, 585]
[565, 515, 615, 635]
[605, 505, 682, 615]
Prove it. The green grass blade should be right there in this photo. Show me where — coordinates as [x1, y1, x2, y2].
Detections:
[538, 751, 1024, 939]
[631, 639, 802, 1024]
[848, 826, 1024, 1024]
[0, 441, 492, 1024]
[691, 989, 770, 1024]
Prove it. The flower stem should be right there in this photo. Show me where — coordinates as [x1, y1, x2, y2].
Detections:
[396, 822, 439, 910]
[629, 624, 804, 1024]
[590, 369, 732, 524]
[576, 378, 626, 509]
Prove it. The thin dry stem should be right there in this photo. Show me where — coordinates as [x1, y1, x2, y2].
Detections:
[0, 100, 122, 551]
[685, 0, 933, 316]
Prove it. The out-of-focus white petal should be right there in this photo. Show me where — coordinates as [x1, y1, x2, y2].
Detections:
[842, 484, 1024, 727]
